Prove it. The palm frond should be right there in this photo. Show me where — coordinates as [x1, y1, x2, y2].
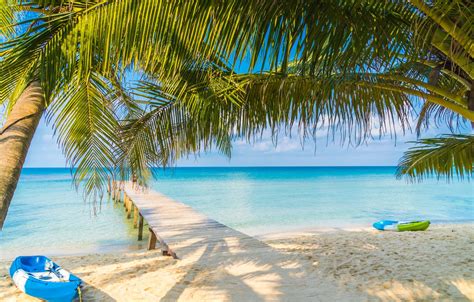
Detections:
[119, 69, 240, 184]
[235, 73, 415, 143]
[46, 70, 123, 198]
[120, 68, 418, 184]
[397, 134, 474, 181]
[0, 0, 17, 38]
[1, 0, 472, 197]
[0, 10, 74, 108]
[410, 0, 473, 58]
[409, 0, 474, 78]
[415, 101, 466, 136]
[3, 1, 421, 92]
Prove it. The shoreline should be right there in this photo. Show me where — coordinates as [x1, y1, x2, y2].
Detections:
[255, 221, 474, 240]
[2, 221, 472, 261]
[2, 223, 473, 301]
[0, 242, 148, 262]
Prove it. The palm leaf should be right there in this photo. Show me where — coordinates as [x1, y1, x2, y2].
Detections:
[120, 68, 416, 183]
[1, 0, 472, 197]
[397, 134, 474, 181]
[0, 0, 17, 38]
[46, 70, 124, 198]
[119, 69, 240, 184]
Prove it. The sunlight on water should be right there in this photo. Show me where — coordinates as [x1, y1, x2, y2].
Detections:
[0, 169, 147, 259]
[1, 167, 472, 258]
[150, 167, 474, 235]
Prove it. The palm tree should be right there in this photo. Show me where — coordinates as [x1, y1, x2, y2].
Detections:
[0, 82, 44, 229]
[126, 0, 473, 181]
[0, 0, 472, 228]
[0, 2, 123, 227]
[0, 0, 410, 227]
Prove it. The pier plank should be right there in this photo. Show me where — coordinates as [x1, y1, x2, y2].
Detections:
[121, 182, 363, 301]
[123, 183, 270, 258]
[120, 183, 364, 302]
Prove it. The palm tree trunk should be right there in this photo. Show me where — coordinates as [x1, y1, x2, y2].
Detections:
[0, 81, 45, 229]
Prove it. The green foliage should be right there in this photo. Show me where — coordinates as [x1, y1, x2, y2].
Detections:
[0, 0, 473, 199]
[46, 71, 123, 196]
[0, 0, 16, 38]
[397, 135, 474, 181]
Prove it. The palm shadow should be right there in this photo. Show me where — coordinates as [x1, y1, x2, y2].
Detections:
[150, 221, 357, 301]
[79, 281, 117, 302]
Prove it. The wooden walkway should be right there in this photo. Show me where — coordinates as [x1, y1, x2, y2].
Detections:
[105, 181, 363, 301]
[111, 182, 265, 259]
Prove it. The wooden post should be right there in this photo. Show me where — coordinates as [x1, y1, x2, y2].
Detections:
[114, 183, 119, 203]
[162, 248, 178, 259]
[138, 214, 144, 241]
[107, 177, 111, 196]
[126, 196, 132, 219]
[111, 181, 115, 201]
[133, 205, 139, 228]
[147, 228, 157, 250]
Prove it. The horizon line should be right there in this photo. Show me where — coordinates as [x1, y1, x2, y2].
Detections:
[22, 165, 399, 169]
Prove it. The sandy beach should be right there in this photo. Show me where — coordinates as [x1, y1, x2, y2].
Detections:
[1, 224, 473, 301]
[265, 224, 474, 301]
[1, 1, 473, 301]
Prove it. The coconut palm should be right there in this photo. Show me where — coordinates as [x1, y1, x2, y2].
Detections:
[0, 0, 414, 227]
[0, 0, 472, 228]
[126, 0, 474, 182]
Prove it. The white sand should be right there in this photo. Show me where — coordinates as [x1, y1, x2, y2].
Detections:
[265, 224, 474, 301]
[1, 224, 473, 301]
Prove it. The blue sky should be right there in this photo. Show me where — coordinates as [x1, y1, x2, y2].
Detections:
[23, 115, 457, 167]
[5, 17, 467, 168]
[3, 11, 471, 168]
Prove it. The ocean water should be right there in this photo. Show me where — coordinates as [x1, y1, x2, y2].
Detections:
[0, 168, 148, 259]
[1, 167, 473, 258]
[151, 167, 474, 234]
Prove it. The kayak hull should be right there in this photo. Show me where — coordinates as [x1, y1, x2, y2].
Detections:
[9, 256, 81, 302]
[373, 220, 398, 231]
[397, 220, 430, 232]
[373, 220, 430, 231]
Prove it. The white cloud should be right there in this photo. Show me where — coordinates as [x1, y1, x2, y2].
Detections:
[234, 139, 248, 146]
[252, 140, 273, 152]
[25, 111, 466, 168]
[42, 134, 54, 142]
[274, 137, 301, 153]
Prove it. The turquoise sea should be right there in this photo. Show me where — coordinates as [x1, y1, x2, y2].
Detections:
[1, 167, 473, 259]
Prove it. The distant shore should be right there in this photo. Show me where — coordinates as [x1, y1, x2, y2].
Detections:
[2, 223, 473, 301]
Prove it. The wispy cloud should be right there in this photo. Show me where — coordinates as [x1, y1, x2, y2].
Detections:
[23, 113, 466, 168]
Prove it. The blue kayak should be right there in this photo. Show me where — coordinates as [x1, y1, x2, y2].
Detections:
[9, 256, 82, 302]
[373, 220, 399, 230]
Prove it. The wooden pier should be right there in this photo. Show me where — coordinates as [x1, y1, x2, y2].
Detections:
[109, 181, 263, 259]
[105, 180, 361, 301]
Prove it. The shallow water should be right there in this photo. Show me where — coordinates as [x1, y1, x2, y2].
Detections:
[151, 167, 474, 235]
[1, 167, 472, 258]
[0, 168, 147, 259]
